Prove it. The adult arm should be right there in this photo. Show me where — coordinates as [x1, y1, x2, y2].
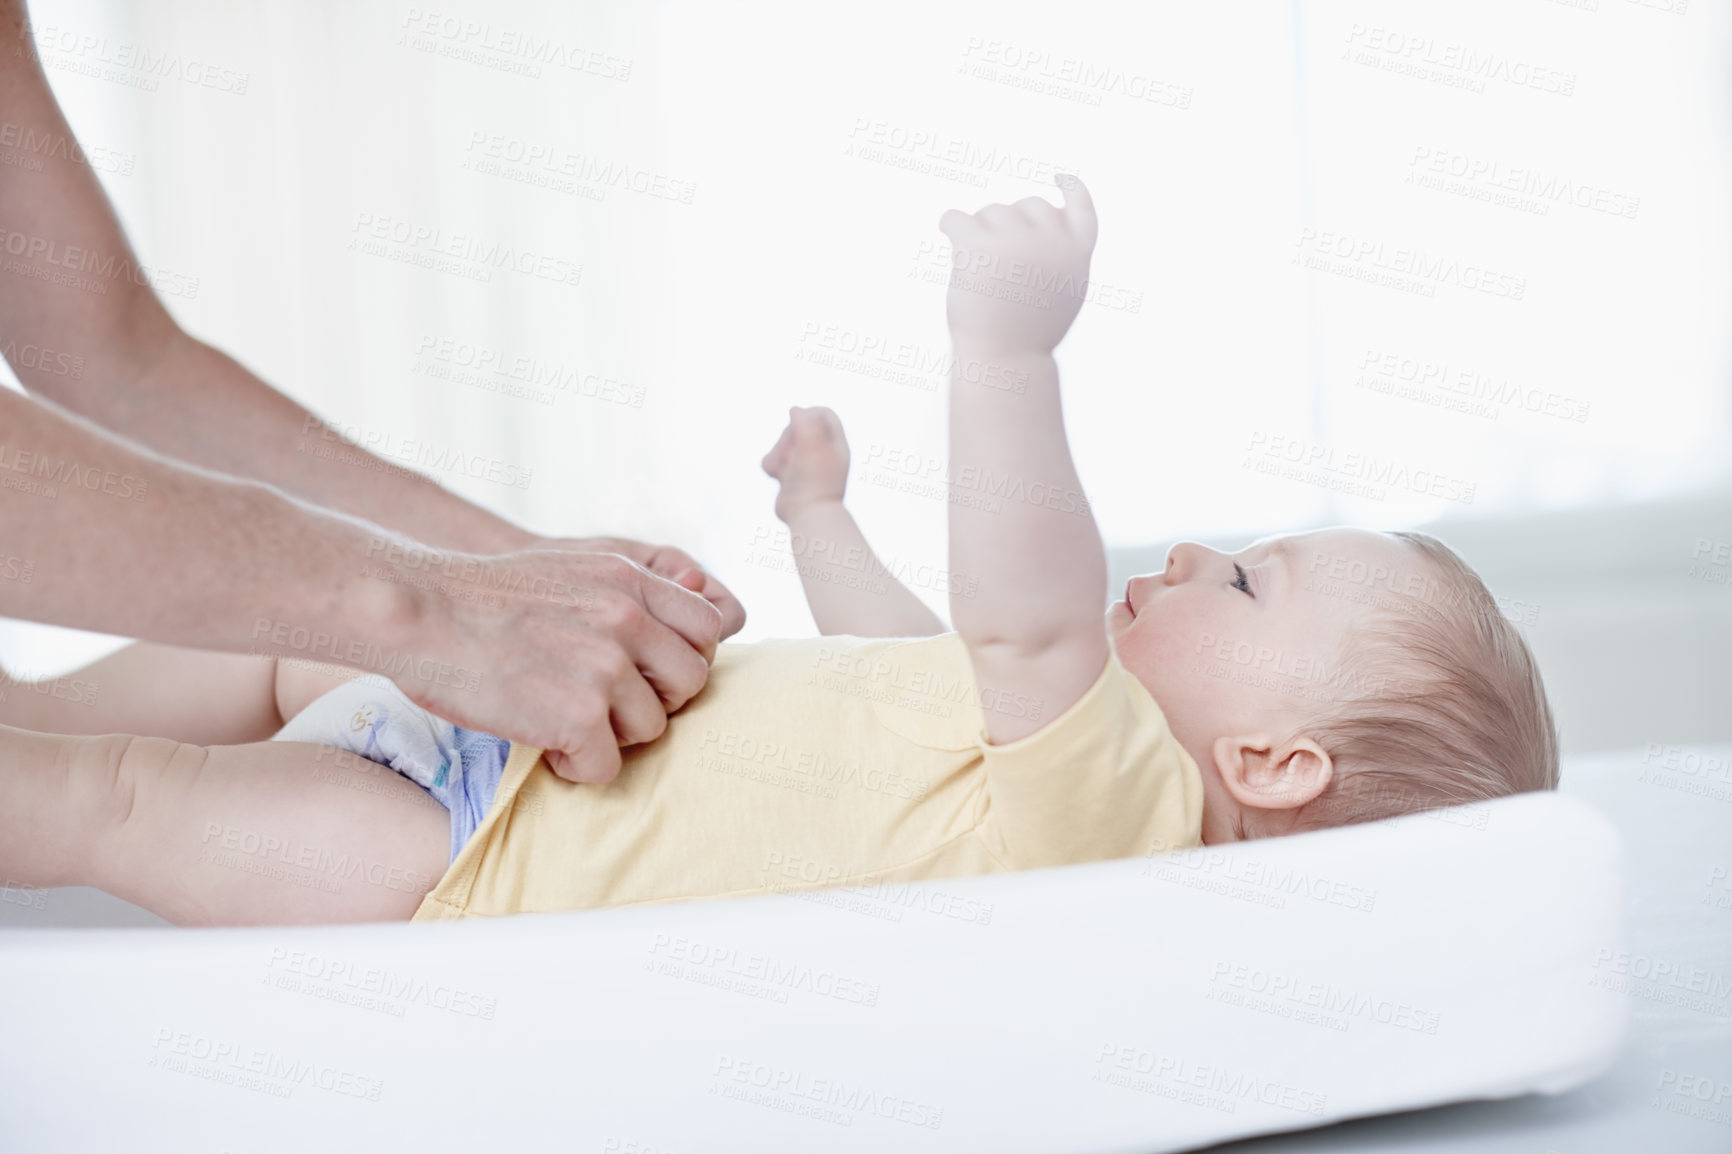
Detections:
[0, 1, 747, 637]
[0, 388, 724, 783]
[0, 0, 536, 553]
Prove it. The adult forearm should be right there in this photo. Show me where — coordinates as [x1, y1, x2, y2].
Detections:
[21, 321, 532, 555]
[0, 389, 420, 660]
[0, 390, 739, 786]
[110, 332, 534, 553]
[0, 5, 530, 554]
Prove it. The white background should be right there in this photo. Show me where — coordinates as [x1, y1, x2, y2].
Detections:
[2, 0, 1727, 658]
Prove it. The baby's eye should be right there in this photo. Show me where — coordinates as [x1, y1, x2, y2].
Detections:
[1232, 563, 1253, 596]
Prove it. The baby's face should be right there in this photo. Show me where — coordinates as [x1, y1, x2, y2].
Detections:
[1108, 528, 1419, 828]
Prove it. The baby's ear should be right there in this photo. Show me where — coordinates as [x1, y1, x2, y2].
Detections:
[1212, 734, 1332, 811]
[1276, 738, 1334, 806]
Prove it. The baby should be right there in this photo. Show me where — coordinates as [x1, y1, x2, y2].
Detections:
[3, 177, 1556, 926]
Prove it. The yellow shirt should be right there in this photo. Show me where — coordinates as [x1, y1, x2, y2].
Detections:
[412, 633, 1203, 920]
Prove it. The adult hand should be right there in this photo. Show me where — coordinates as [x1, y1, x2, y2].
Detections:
[393, 549, 725, 785]
[536, 535, 747, 641]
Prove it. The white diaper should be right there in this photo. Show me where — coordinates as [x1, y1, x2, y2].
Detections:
[271, 674, 460, 794]
[271, 675, 512, 865]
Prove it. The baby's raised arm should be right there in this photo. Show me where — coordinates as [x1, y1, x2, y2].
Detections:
[940, 176, 1109, 742]
[761, 406, 946, 637]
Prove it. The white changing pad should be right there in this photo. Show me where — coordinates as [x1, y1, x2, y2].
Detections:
[0, 790, 1625, 1153]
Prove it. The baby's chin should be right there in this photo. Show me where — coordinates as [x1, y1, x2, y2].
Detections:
[1105, 600, 1133, 636]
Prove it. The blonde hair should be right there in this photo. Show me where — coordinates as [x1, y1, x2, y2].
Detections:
[1294, 531, 1559, 830]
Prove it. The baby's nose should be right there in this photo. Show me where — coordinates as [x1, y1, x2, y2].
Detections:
[1163, 541, 1208, 584]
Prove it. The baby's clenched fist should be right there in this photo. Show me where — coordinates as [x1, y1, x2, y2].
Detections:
[761, 405, 850, 522]
[938, 173, 1098, 357]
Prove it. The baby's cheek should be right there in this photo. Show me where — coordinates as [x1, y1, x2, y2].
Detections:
[1116, 620, 1182, 692]
[1135, 606, 1210, 664]
[1144, 610, 1236, 697]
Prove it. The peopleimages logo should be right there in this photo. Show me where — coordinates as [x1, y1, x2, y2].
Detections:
[249, 617, 483, 694]
[0, 443, 150, 501]
[22, 21, 252, 95]
[1354, 348, 1591, 424]
[845, 117, 1077, 185]
[397, 8, 634, 81]
[0, 225, 199, 297]
[0, 338, 84, 378]
[710, 1055, 944, 1130]
[0, 120, 134, 176]
[1293, 228, 1525, 300]
[347, 212, 582, 288]
[1243, 431, 1477, 505]
[1407, 146, 1640, 219]
[956, 38, 1193, 109]
[298, 415, 534, 491]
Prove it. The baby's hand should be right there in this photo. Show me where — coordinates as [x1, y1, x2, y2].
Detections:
[938, 173, 1098, 356]
[761, 405, 850, 522]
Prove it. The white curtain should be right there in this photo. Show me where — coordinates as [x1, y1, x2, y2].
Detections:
[4, 0, 1728, 666]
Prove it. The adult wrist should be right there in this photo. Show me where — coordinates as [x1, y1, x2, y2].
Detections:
[251, 489, 443, 675]
[351, 559, 437, 663]
[465, 517, 540, 555]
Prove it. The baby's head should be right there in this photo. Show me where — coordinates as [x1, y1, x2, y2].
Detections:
[1108, 528, 1557, 843]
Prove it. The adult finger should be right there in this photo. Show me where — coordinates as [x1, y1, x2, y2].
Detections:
[608, 658, 671, 748]
[699, 571, 748, 639]
[621, 601, 715, 712]
[635, 567, 724, 658]
[639, 544, 704, 582]
[636, 548, 744, 640]
[546, 711, 623, 785]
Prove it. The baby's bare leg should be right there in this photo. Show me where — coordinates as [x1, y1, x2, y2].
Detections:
[0, 641, 386, 748]
[1, 724, 447, 925]
[272, 656, 374, 722]
[0, 643, 283, 745]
